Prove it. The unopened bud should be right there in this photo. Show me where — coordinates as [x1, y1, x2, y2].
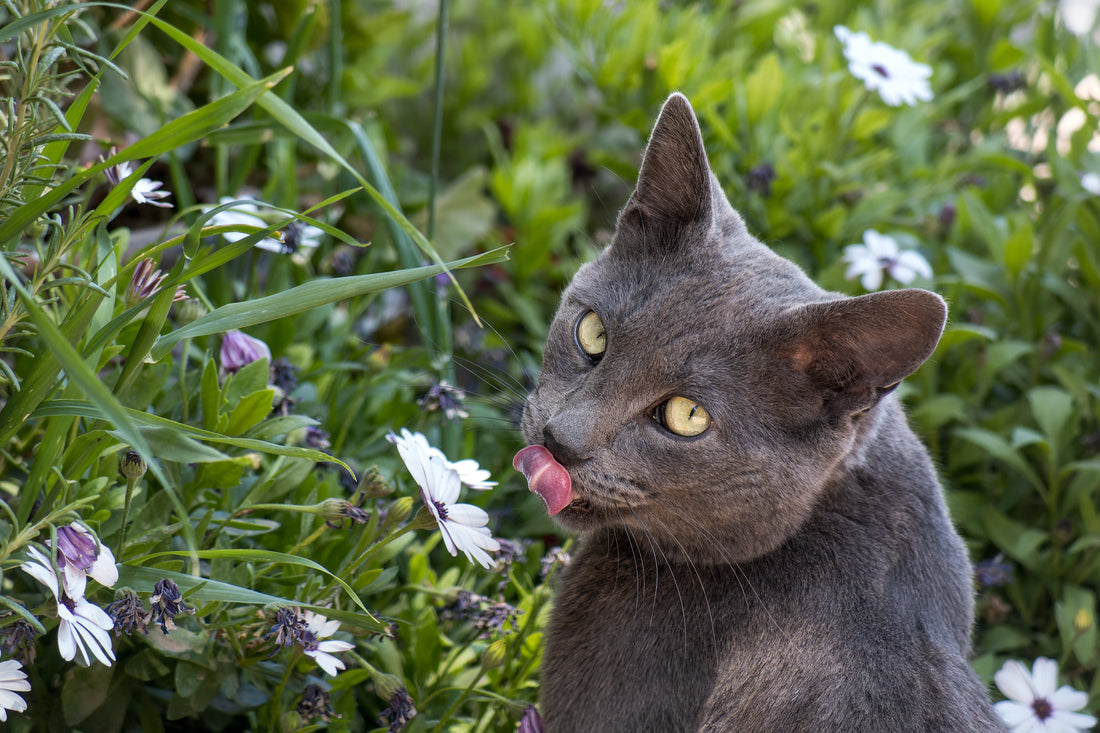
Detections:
[357, 466, 393, 498]
[372, 671, 404, 700]
[1075, 608, 1092, 633]
[279, 710, 303, 733]
[120, 450, 147, 481]
[480, 639, 507, 670]
[383, 497, 415, 529]
[176, 297, 207, 325]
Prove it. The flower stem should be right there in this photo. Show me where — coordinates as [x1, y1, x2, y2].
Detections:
[429, 668, 485, 733]
[117, 474, 139, 557]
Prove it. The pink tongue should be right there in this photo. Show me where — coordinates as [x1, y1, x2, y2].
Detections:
[513, 445, 573, 516]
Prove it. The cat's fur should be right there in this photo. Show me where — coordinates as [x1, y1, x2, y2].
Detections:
[520, 94, 1002, 732]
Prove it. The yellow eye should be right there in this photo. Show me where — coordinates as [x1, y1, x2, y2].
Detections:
[576, 311, 607, 360]
[658, 396, 711, 437]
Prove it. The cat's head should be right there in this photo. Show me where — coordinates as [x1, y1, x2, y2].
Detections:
[515, 93, 946, 565]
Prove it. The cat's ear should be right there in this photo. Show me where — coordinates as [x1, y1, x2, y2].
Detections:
[621, 92, 713, 229]
[778, 289, 947, 417]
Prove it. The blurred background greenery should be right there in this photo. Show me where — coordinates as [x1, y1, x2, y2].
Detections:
[2, 0, 1100, 730]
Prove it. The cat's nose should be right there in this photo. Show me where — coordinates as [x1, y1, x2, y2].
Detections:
[542, 420, 590, 467]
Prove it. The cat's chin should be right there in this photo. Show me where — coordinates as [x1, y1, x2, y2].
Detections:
[549, 496, 594, 527]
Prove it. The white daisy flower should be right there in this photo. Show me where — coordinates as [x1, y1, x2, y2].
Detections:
[103, 155, 173, 209]
[300, 610, 354, 677]
[20, 547, 115, 667]
[202, 196, 324, 254]
[834, 25, 933, 107]
[994, 657, 1098, 732]
[0, 659, 30, 722]
[129, 177, 173, 208]
[50, 522, 118, 591]
[842, 229, 933, 290]
[387, 430, 501, 568]
[389, 428, 497, 490]
[1081, 172, 1100, 195]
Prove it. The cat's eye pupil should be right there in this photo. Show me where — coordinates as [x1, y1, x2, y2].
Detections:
[657, 396, 711, 437]
[576, 311, 607, 362]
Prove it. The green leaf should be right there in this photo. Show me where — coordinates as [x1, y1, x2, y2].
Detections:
[1003, 221, 1034, 278]
[126, 649, 172, 681]
[134, 549, 376, 619]
[115, 565, 388, 634]
[62, 662, 113, 726]
[200, 358, 222, 432]
[32, 400, 347, 471]
[149, 248, 508, 362]
[225, 389, 275, 435]
[1055, 585, 1097, 665]
[955, 426, 1046, 495]
[981, 506, 1048, 570]
[744, 52, 781, 124]
[1028, 386, 1074, 448]
[109, 426, 229, 464]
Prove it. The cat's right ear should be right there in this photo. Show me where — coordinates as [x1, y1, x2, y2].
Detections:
[614, 93, 714, 250]
[777, 289, 948, 419]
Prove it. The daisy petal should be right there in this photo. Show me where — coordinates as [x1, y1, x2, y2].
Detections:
[995, 660, 1037, 704]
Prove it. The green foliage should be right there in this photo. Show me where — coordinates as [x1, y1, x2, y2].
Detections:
[1, 0, 1099, 729]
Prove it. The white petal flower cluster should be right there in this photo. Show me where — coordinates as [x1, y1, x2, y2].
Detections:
[994, 657, 1098, 732]
[842, 229, 933, 290]
[388, 429, 501, 568]
[202, 196, 324, 255]
[834, 25, 933, 107]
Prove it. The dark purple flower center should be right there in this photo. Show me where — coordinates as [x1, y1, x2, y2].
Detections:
[433, 500, 449, 520]
[872, 63, 890, 78]
[1032, 697, 1053, 720]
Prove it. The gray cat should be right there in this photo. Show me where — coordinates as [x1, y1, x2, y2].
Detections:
[513, 94, 1003, 732]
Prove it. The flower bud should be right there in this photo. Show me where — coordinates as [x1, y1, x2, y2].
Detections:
[176, 298, 206, 325]
[1075, 608, 1092, 633]
[372, 671, 404, 701]
[480, 639, 507, 671]
[357, 466, 393, 498]
[383, 497, 415, 530]
[220, 330, 271, 373]
[278, 710, 303, 733]
[120, 450, 147, 482]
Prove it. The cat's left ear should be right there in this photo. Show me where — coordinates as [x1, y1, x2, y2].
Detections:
[778, 289, 947, 417]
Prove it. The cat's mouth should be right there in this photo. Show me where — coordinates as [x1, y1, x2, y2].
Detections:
[513, 445, 575, 515]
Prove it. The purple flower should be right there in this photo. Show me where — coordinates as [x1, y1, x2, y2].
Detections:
[51, 523, 118, 590]
[975, 554, 1014, 589]
[125, 258, 187, 306]
[220, 330, 272, 373]
[518, 705, 544, 733]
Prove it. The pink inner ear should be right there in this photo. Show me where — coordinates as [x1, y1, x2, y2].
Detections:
[786, 344, 815, 371]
